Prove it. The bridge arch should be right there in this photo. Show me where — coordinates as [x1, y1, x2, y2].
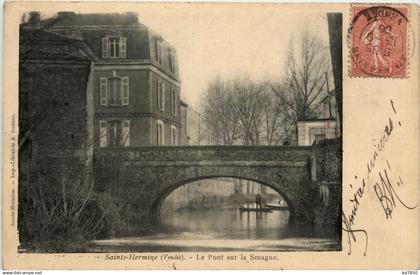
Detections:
[151, 175, 295, 223]
[93, 146, 315, 234]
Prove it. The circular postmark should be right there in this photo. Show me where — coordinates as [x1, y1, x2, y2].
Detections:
[350, 6, 408, 78]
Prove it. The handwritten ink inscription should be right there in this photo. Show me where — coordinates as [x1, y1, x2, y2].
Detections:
[343, 100, 417, 256]
[374, 161, 417, 219]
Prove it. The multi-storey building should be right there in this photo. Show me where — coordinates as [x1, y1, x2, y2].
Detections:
[23, 12, 185, 148]
[20, 12, 190, 240]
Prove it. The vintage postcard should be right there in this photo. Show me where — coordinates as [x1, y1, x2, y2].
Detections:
[2, 1, 419, 270]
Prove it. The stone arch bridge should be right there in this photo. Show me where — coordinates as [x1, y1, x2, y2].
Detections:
[93, 146, 319, 235]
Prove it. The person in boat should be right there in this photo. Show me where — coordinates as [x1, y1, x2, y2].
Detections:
[255, 194, 263, 211]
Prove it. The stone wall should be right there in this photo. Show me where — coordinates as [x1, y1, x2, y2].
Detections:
[311, 138, 342, 226]
[20, 60, 92, 176]
[312, 138, 342, 182]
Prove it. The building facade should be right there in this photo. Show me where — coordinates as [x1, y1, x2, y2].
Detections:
[19, 12, 190, 242]
[23, 12, 185, 148]
[297, 90, 340, 146]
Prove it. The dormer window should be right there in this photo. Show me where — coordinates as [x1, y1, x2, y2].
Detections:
[156, 40, 163, 64]
[168, 50, 175, 72]
[102, 36, 126, 59]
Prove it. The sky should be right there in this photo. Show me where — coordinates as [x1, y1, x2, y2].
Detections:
[135, 5, 333, 109]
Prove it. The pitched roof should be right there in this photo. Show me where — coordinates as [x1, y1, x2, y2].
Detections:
[21, 12, 179, 78]
[20, 29, 94, 62]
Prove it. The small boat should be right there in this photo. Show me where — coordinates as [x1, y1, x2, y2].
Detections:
[239, 207, 272, 212]
[265, 204, 288, 210]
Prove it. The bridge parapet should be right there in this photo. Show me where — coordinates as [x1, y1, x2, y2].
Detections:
[94, 145, 312, 163]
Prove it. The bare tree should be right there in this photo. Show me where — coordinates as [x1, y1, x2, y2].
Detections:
[259, 82, 295, 145]
[201, 76, 241, 145]
[233, 77, 266, 145]
[202, 76, 296, 146]
[202, 32, 332, 147]
[273, 30, 331, 122]
[201, 77, 299, 195]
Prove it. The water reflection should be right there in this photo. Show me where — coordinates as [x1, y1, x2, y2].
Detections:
[88, 207, 340, 252]
[160, 206, 338, 241]
[88, 179, 341, 252]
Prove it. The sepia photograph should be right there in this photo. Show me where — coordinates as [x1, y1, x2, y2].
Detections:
[17, 7, 343, 253]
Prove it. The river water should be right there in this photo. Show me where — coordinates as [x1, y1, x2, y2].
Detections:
[89, 205, 341, 252]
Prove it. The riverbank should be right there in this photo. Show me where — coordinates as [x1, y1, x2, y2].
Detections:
[19, 241, 91, 253]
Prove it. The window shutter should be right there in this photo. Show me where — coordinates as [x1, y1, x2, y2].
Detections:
[161, 82, 165, 111]
[121, 77, 129, 105]
[100, 77, 107, 106]
[122, 120, 130, 146]
[102, 37, 109, 58]
[120, 37, 127, 58]
[99, 120, 108, 147]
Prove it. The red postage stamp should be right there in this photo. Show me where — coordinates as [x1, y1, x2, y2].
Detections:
[350, 5, 408, 78]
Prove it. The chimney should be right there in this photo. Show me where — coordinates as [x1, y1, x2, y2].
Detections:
[28, 11, 40, 27]
[125, 12, 139, 25]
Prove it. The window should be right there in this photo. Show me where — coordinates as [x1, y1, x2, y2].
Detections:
[157, 80, 165, 111]
[156, 40, 163, 64]
[102, 37, 126, 59]
[99, 119, 130, 147]
[171, 89, 177, 116]
[108, 120, 122, 146]
[156, 120, 164, 146]
[100, 76, 129, 106]
[109, 38, 120, 58]
[171, 125, 177, 146]
[108, 77, 121, 105]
